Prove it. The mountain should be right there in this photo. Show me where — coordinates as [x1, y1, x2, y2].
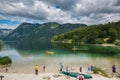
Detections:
[0, 29, 13, 39]
[4, 22, 86, 50]
[52, 21, 120, 45]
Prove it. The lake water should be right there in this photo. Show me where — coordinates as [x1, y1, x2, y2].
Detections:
[0, 43, 120, 74]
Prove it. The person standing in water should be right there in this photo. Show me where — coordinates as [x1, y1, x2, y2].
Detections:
[35, 64, 39, 75]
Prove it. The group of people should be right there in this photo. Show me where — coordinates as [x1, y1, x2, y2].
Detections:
[87, 65, 94, 73]
[58, 63, 117, 79]
[59, 63, 94, 74]
[34, 63, 117, 80]
[59, 63, 84, 80]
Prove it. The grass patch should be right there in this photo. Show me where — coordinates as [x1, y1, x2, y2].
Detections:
[117, 73, 120, 78]
[118, 75, 120, 78]
[93, 66, 109, 77]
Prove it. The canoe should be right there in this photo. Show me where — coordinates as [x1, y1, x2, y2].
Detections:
[62, 71, 92, 79]
[45, 51, 54, 54]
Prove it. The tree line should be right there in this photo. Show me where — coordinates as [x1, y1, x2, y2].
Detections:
[52, 21, 120, 46]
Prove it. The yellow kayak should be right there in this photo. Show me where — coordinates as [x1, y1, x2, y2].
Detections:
[45, 51, 54, 54]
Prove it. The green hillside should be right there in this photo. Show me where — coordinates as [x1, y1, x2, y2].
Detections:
[52, 21, 120, 46]
[4, 22, 86, 50]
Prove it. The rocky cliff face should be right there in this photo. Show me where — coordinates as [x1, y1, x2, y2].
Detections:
[0, 29, 12, 39]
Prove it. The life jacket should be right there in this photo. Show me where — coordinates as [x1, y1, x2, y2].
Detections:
[79, 75, 83, 80]
[35, 66, 39, 70]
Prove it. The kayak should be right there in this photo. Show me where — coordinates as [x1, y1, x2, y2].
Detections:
[45, 51, 54, 54]
[62, 71, 92, 79]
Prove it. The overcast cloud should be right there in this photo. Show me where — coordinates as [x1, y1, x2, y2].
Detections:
[0, 0, 120, 29]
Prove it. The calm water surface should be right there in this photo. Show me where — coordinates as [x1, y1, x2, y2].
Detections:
[0, 43, 120, 73]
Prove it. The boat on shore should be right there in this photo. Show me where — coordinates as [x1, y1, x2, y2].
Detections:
[62, 71, 92, 79]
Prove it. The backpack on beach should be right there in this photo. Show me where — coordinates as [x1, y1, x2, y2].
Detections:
[79, 75, 83, 80]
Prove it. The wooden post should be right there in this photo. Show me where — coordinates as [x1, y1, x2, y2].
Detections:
[0, 75, 4, 80]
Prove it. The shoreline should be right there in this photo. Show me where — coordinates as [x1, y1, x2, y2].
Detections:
[1, 65, 120, 80]
[101, 43, 115, 47]
[0, 72, 119, 80]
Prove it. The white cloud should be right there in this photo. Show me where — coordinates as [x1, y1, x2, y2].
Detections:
[0, 0, 120, 29]
[0, 24, 18, 29]
[46, 6, 79, 24]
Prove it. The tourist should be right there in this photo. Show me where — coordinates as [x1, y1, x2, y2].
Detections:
[112, 65, 116, 73]
[87, 66, 91, 73]
[43, 65, 45, 72]
[66, 66, 70, 78]
[5, 68, 8, 72]
[34, 64, 39, 75]
[91, 65, 94, 72]
[66, 66, 70, 72]
[79, 67, 82, 74]
[112, 65, 116, 77]
[59, 63, 63, 73]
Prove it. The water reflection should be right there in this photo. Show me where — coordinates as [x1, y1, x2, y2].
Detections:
[4, 41, 53, 50]
[0, 43, 120, 73]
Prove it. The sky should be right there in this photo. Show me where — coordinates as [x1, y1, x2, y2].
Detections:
[0, 0, 120, 29]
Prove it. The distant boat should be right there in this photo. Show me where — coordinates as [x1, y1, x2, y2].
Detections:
[45, 51, 54, 54]
[72, 46, 88, 51]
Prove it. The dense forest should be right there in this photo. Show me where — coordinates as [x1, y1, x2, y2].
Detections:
[52, 21, 120, 46]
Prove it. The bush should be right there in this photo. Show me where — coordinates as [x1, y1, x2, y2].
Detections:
[95, 39, 104, 44]
[114, 40, 120, 46]
[0, 56, 12, 65]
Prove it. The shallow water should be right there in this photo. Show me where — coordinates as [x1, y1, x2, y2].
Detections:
[0, 43, 120, 74]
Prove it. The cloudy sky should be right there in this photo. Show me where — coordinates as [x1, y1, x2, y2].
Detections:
[0, 0, 120, 29]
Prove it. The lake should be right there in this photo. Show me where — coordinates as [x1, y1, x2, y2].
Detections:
[0, 42, 120, 74]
